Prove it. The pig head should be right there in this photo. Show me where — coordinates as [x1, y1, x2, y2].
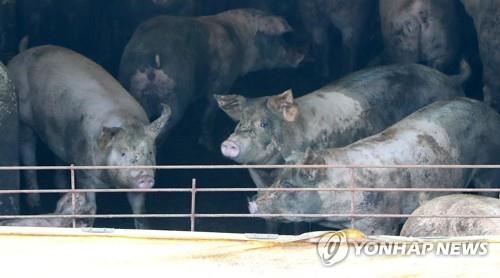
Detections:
[216, 90, 300, 166]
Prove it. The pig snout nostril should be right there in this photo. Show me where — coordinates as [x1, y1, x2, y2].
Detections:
[137, 175, 155, 189]
[221, 140, 240, 158]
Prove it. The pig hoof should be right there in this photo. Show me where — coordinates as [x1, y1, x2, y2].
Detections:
[26, 193, 41, 209]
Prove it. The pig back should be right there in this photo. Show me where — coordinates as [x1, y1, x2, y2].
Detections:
[314, 98, 500, 232]
[296, 63, 465, 149]
[324, 98, 500, 170]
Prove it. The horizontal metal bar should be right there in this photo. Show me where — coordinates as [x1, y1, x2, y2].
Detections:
[1, 213, 499, 220]
[0, 187, 499, 195]
[193, 214, 500, 219]
[0, 188, 194, 194]
[192, 187, 500, 193]
[1, 164, 500, 170]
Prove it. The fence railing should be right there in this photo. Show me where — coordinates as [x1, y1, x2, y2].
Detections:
[0, 164, 499, 232]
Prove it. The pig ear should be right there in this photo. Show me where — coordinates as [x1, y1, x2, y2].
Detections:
[214, 94, 246, 122]
[98, 126, 122, 150]
[298, 148, 326, 183]
[267, 89, 299, 122]
[258, 16, 293, 36]
[146, 104, 171, 140]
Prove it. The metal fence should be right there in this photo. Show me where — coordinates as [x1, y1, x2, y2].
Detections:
[0, 164, 499, 232]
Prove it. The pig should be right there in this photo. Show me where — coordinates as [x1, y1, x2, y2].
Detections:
[0, 62, 19, 215]
[400, 194, 500, 237]
[118, 9, 304, 147]
[0, 193, 97, 228]
[460, 0, 500, 111]
[379, 0, 462, 74]
[8, 45, 171, 229]
[217, 62, 470, 188]
[296, 0, 375, 78]
[249, 98, 500, 235]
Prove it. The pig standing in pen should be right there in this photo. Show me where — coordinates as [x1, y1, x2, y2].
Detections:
[217, 62, 470, 188]
[119, 9, 304, 148]
[249, 98, 500, 235]
[8, 45, 171, 229]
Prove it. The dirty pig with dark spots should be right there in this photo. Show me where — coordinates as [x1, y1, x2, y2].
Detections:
[119, 9, 304, 147]
[8, 45, 171, 229]
[249, 98, 500, 235]
[217, 62, 469, 188]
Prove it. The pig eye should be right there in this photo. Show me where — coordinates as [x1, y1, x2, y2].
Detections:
[121, 152, 126, 157]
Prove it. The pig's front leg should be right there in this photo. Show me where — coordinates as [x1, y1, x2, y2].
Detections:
[127, 192, 150, 229]
[19, 124, 40, 209]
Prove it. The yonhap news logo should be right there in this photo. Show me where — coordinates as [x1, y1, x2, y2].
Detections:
[316, 231, 489, 267]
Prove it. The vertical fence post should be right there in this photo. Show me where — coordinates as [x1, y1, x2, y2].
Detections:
[350, 167, 356, 229]
[70, 164, 76, 228]
[191, 178, 197, 232]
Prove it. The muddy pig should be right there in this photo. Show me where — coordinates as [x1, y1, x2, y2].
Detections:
[249, 98, 500, 235]
[218, 62, 469, 188]
[8, 45, 171, 229]
[119, 9, 304, 147]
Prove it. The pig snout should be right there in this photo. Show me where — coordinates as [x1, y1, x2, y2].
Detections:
[137, 175, 155, 189]
[221, 140, 240, 158]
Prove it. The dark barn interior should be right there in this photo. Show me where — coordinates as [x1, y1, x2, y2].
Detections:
[0, 0, 493, 235]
